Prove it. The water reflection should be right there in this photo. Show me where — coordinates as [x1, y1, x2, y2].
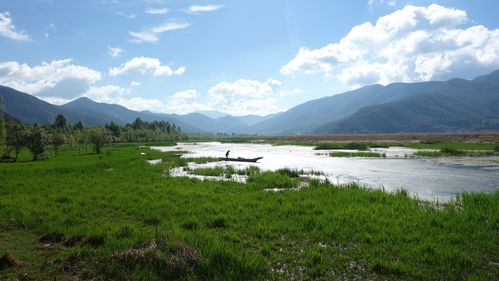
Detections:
[151, 142, 499, 202]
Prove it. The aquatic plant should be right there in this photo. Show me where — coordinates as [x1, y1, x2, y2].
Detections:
[329, 151, 386, 157]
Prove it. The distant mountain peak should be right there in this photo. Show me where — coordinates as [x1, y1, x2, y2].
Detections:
[472, 69, 499, 85]
[194, 110, 227, 119]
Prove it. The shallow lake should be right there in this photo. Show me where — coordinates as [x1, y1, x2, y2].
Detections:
[152, 142, 499, 202]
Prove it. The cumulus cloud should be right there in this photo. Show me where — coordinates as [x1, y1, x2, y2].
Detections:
[107, 46, 123, 57]
[166, 89, 211, 114]
[184, 4, 224, 14]
[129, 20, 190, 43]
[167, 79, 283, 116]
[0, 59, 101, 99]
[145, 8, 168, 15]
[279, 88, 304, 97]
[281, 4, 499, 87]
[108, 57, 185, 77]
[83, 84, 166, 112]
[110, 97, 166, 112]
[0, 11, 30, 41]
[84, 85, 128, 98]
[172, 89, 200, 100]
[207, 78, 282, 115]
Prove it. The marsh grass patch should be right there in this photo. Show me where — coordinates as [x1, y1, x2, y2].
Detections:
[111, 238, 203, 279]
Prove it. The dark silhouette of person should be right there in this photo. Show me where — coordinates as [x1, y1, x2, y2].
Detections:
[225, 150, 230, 158]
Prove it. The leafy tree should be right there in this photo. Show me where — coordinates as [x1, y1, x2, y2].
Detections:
[73, 120, 85, 131]
[27, 126, 50, 161]
[54, 113, 67, 129]
[89, 127, 112, 154]
[6, 123, 29, 162]
[166, 122, 171, 134]
[131, 117, 145, 130]
[105, 121, 121, 139]
[52, 133, 66, 156]
[0, 96, 5, 155]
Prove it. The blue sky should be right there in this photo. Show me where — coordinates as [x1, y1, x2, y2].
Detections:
[1, 0, 499, 116]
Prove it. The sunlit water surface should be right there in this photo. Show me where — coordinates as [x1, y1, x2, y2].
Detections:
[151, 142, 499, 202]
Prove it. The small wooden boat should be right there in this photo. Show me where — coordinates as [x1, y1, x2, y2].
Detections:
[218, 157, 263, 163]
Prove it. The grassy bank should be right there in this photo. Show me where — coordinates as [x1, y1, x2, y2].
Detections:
[414, 147, 496, 157]
[329, 151, 386, 158]
[407, 142, 498, 151]
[0, 145, 497, 280]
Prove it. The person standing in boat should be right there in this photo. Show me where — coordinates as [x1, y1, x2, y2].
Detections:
[225, 150, 230, 158]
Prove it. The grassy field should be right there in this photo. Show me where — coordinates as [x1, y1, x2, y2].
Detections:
[0, 144, 498, 280]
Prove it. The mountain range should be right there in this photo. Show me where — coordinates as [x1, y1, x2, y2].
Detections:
[1, 70, 499, 134]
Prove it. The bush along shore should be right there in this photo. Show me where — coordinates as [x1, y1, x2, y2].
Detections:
[0, 144, 498, 280]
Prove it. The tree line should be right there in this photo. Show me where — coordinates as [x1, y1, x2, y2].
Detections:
[0, 99, 185, 162]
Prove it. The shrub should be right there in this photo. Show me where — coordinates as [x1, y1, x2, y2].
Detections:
[88, 127, 112, 154]
[26, 126, 50, 161]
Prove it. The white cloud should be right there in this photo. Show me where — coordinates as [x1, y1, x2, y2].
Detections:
[108, 57, 185, 77]
[279, 88, 303, 97]
[369, 0, 397, 7]
[94, 95, 166, 112]
[151, 21, 190, 33]
[44, 23, 55, 39]
[84, 85, 128, 98]
[207, 78, 282, 116]
[112, 97, 166, 112]
[82, 84, 166, 112]
[208, 78, 281, 98]
[129, 31, 158, 43]
[130, 81, 140, 87]
[0, 59, 102, 99]
[281, 4, 499, 87]
[107, 46, 123, 57]
[115, 12, 136, 19]
[166, 89, 211, 114]
[167, 78, 283, 116]
[184, 4, 224, 14]
[42, 97, 72, 105]
[0, 11, 30, 41]
[172, 89, 199, 100]
[145, 8, 169, 15]
[129, 20, 190, 43]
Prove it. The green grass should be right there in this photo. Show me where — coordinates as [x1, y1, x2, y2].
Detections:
[189, 166, 228, 177]
[407, 142, 497, 150]
[414, 147, 495, 157]
[178, 156, 219, 166]
[276, 168, 324, 178]
[270, 141, 317, 147]
[188, 165, 261, 178]
[314, 142, 369, 150]
[329, 151, 386, 158]
[0, 144, 498, 280]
